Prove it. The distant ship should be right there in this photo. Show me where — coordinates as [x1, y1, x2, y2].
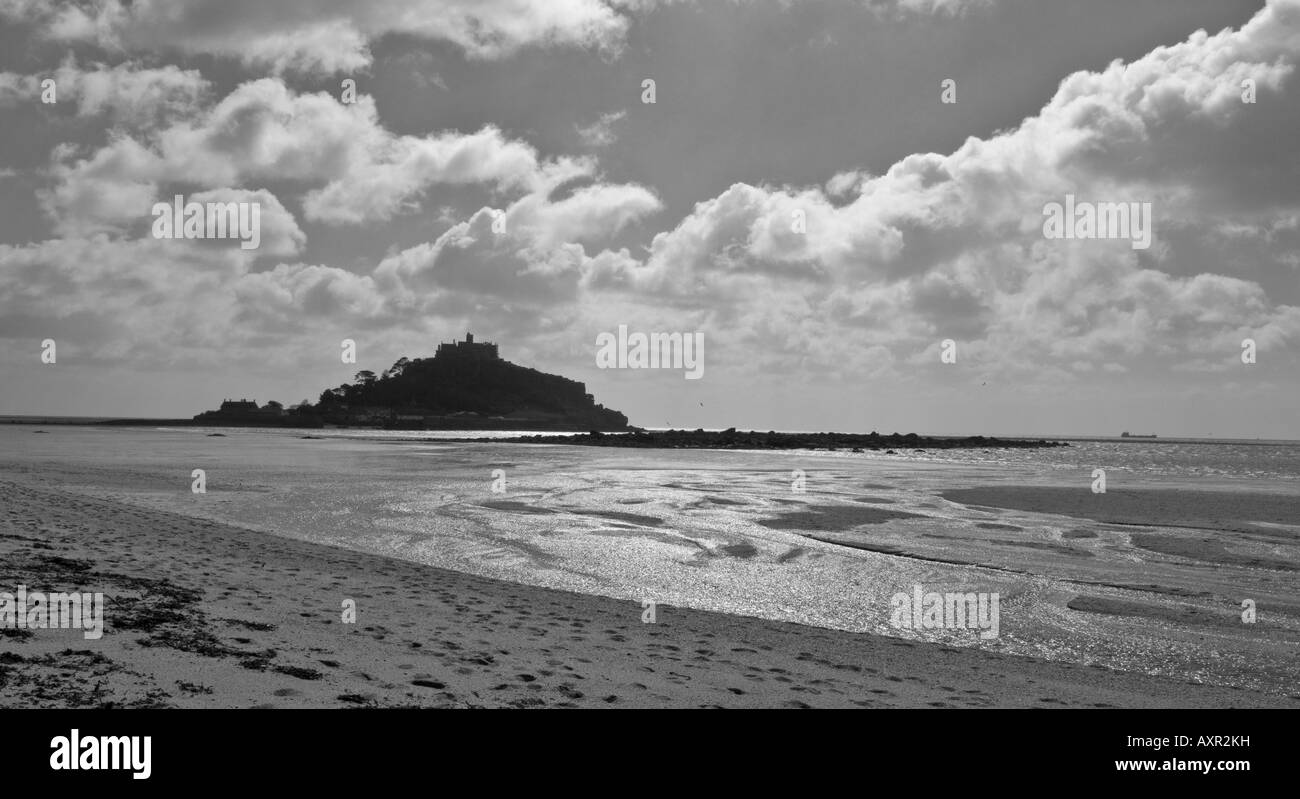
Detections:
[1120, 432, 1157, 438]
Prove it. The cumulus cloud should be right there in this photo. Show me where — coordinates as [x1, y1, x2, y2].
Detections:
[1, 0, 640, 74]
[301, 126, 575, 225]
[185, 188, 308, 258]
[31, 77, 633, 230]
[375, 179, 662, 307]
[232, 263, 385, 332]
[5, 0, 1300, 397]
[39, 138, 161, 236]
[4, 67, 662, 364]
[579, 0, 1300, 379]
[0, 231, 260, 363]
[0, 60, 209, 124]
[1, 0, 1001, 77]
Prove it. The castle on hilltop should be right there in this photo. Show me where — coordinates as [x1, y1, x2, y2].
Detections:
[195, 331, 632, 431]
[435, 332, 499, 361]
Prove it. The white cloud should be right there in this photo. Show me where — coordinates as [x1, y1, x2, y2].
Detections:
[579, 0, 1300, 377]
[302, 126, 570, 225]
[40, 137, 161, 236]
[187, 188, 307, 258]
[375, 179, 662, 306]
[1, 60, 209, 124]
[2, 0, 640, 74]
[6, 0, 1300, 395]
[233, 263, 385, 329]
[576, 110, 627, 148]
[873, 0, 996, 17]
[32, 77, 622, 228]
[1, 0, 1002, 78]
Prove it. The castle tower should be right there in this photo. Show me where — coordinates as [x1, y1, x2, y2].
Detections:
[436, 332, 499, 362]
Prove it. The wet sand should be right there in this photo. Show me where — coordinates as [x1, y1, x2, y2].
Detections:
[2, 480, 1292, 709]
[942, 486, 1300, 570]
[940, 487, 1300, 536]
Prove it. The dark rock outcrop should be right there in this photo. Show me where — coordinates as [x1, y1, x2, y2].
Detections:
[479, 429, 1066, 450]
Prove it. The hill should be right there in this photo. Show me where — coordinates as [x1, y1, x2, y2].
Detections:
[310, 333, 631, 431]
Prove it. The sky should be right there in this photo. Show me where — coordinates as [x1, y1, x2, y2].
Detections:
[1, 0, 1297, 437]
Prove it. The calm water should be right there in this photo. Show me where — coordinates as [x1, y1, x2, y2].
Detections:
[8, 421, 1300, 481]
[263, 428, 1300, 483]
[890, 437, 1300, 483]
[127, 425, 1300, 480]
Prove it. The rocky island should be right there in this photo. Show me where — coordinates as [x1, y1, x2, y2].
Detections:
[165, 334, 1067, 446]
[194, 333, 633, 431]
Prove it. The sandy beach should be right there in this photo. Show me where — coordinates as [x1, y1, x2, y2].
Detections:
[2, 478, 1293, 709]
